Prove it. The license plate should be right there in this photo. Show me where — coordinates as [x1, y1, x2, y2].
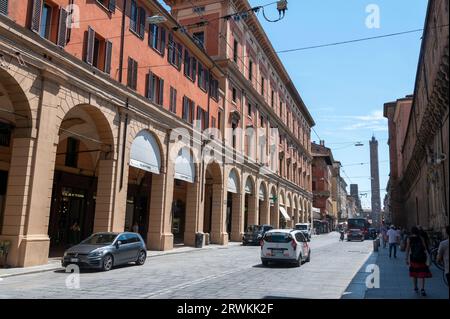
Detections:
[70, 258, 79, 263]
[272, 249, 283, 256]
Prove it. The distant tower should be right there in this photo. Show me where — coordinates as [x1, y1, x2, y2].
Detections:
[350, 184, 362, 215]
[370, 136, 381, 226]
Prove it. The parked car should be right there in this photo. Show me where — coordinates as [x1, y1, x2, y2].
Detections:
[347, 229, 364, 242]
[243, 224, 273, 245]
[62, 232, 147, 271]
[294, 223, 312, 239]
[260, 229, 311, 267]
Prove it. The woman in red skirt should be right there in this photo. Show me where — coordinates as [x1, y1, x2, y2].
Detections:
[405, 226, 432, 296]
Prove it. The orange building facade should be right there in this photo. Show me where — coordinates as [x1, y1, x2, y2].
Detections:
[0, 0, 315, 267]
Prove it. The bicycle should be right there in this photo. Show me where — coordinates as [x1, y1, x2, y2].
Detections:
[428, 232, 445, 272]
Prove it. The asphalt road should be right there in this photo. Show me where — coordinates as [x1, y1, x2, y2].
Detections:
[0, 232, 373, 299]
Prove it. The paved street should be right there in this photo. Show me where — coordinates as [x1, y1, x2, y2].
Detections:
[0, 233, 374, 299]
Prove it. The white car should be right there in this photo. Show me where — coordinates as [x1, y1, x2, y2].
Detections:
[260, 229, 311, 267]
[294, 223, 312, 238]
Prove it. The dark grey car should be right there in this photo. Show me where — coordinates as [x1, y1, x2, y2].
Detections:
[242, 225, 274, 245]
[62, 232, 147, 271]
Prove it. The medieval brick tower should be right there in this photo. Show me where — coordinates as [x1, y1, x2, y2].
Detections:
[370, 136, 381, 226]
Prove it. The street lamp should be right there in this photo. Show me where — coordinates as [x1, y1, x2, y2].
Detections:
[147, 15, 167, 24]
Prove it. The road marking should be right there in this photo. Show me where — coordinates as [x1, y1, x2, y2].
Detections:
[140, 266, 249, 298]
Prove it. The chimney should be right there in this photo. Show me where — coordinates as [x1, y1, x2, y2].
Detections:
[320, 140, 325, 146]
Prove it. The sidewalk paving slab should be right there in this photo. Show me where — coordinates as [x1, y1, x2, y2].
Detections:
[342, 244, 449, 299]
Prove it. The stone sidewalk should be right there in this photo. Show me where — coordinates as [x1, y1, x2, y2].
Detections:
[0, 242, 242, 279]
[342, 243, 449, 299]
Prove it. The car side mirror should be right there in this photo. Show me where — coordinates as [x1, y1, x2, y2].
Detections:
[116, 240, 122, 248]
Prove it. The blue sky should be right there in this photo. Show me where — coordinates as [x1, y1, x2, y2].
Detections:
[249, 0, 428, 208]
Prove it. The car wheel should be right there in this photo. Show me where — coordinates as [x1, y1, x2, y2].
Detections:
[296, 255, 302, 267]
[136, 250, 146, 266]
[262, 260, 269, 266]
[102, 254, 114, 271]
[306, 251, 311, 262]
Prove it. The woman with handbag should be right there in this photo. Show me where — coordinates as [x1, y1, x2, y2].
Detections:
[405, 226, 432, 296]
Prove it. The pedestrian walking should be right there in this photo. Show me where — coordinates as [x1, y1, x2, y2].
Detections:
[381, 225, 388, 248]
[405, 226, 432, 296]
[69, 220, 81, 245]
[437, 225, 449, 285]
[339, 229, 345, 242]
[387, 225, 399, 258]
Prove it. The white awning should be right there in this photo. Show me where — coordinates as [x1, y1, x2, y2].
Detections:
[245, 178, 254, 194]
[227, 170, 239, 193]
[279, 206, 291, 221]
[174, 148, 195, 183]
[259, 186, 266, 201]
[130, 131, 161, 174]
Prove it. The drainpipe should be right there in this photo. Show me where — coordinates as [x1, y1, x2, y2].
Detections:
[118, 0, 127, 83]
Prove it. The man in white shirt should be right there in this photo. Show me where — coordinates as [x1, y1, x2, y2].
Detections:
[387, 225, 399, 258]
[437, 226, 449, 285]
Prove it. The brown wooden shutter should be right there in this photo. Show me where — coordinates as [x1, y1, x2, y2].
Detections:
[85, 26, 95, 65]
[158, 78, 164, 106]
[31, 0, 42, 33]
[129, 0, 137, 32]
[133, 59, 138, 90]
[0, 0, 8, 15]
[127, 57, 133, 88]
[145, 72, 153, 100]
[138, 7, 145, 38]
[108, 0, 116, 13]
[104, 40, 112, 74]
[160, 28, 166, 56]
[57, 8, 68, 47]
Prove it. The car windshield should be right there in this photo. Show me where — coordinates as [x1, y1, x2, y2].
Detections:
[246, 225, 262, 233]
[296, 225, 307, 230]
[264, 232, 292, 243]
[81, 233, 117, 245]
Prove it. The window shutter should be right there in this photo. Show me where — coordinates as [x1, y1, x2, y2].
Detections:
[148, 24, 154, 47]
[159, 78, 164, 105]
[108, 0, 116, 13]
[57, 8, 68, 47]
[130, 0, 137, 32]
[0, 0, 8, 15]
[127, 57, 133, 88]
[182, 97, 187, 120]
[177, 43, 183, 68]
[86, 27, 95, 65]
[192, 58, 197, 82]
[168, 34, 173, 63]
[31, 0, 42, 33]
[104, 40, 112, 74]
[160, 28, 166, 56]
[138, 7, 145, 38]
[133, 60, 138, 90]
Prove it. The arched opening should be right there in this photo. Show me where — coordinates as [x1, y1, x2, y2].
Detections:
[226, 168, 241, 241]
[258, 182, 268, 225]
[49, 104, 114, 256]
[203, 161, 222, 244]
[0, 70, 33, 240]
[125, 130, 162, 243]
[244, 176, 256, 231]
[171, 147, 196, 246]
[278, 190, 290, 229]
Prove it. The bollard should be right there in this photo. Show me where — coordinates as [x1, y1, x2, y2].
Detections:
[373, 239, 379, 252]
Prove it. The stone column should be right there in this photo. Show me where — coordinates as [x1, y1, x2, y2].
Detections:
[210, 183, 227, 244]
[294, 206, 299, 224]
[93, 159, 116, 233]
[184, 178, 202, 246]
[147, 169, 173, 250]
[247, 193, 258, 226]
[270, 200, 280, 228]
[231, 191, 244, 241]
[259, 197, 270, 225]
